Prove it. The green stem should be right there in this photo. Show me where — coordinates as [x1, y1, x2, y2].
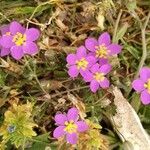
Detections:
[112, 10, 122, 43]
[24, 56, 47, 94]
[51, 85, 89, 98]
[26, 1, 50, 28]
[134, 11, 150, 79]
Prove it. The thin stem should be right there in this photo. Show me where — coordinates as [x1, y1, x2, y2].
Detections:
[24, 56, 47, 94]
[26, 19, 45, 27]
[112, 9, 122, 43]
[34, 75, 48, 94]
[134, 11, 150, 79]
[51, 85, 89, 98]
[0, 12, 10, 22]
[26, 1, 50, 28]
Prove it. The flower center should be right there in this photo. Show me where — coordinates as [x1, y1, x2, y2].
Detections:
[64, 120, 77, 134]
[13, 32, 26, 46]
[7, 125, 16, 133]
[5, 32, 11, 36]
[76, 58, 88, 70]
[144, 79, 150, 93]
[94, 72, 104, 82]
[95, 45, 108, 58]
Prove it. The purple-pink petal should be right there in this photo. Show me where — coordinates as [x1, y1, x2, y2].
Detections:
[67, 107, 78, 121]
[86, 56, 97, 67]
[90, 63, 100, 73]
[66, 133, 78, 144]
[98, 32, 110, 46]
[82, 71, 93, 82]
[80, 69, 88, 77]
[9, 21, 25, 34]
[76, 121, 88, 132]
[25, 28, 40, 41]
[0, 25, 10, 35]
[99, 64, 111, 75]
[23, 42, 38, 55]
[68, 65, 79, 78]
[53, 126, 65, 138]
[85, 38, 98, 52]
[0, 35, 14, 48]
[88, 52, 97, 57]
[140, 90, 150, 105]
[0, 47, 10, 56]
[54, 114, 67, 125]
[76, 46, 87, 59]
[107, 44, 122, 55]
[10, 46, 24, 60]
[140, 67, 150, 82]
[66, 54, 77, 65]
[99, 78, 110, 88]
[99, 58, 108, 66]
[90, 80, 99, 93]
[132, 79, 145, 92]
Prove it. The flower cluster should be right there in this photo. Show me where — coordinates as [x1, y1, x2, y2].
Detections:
[0, 21, 40, 60]
[53, 107, 88, 145]
[66, 32, 122, 92]
[132, 67, 150, 105]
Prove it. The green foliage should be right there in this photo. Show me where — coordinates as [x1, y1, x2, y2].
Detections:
[113, 23, 129, 43]
[27, 133, 57, 150]
[0, 102, 37, 148]
[77, 120, 109, 150]
[15, 5, 51, 16]
[0, 0, 150, 149]
[0, 69, 7, 87]
[130, 93, 141, 112]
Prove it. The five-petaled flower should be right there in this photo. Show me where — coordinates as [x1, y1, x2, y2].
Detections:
[83, 63, 111, 92]
[0, 21, 40, 60]
[85, 32, 122, 65]
[132, 67, 150, 105]
[53, 107, 88, 144]
[66, 46, 96, 78]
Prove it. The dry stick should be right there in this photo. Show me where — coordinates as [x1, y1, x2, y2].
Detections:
[134, 11, 150, 79]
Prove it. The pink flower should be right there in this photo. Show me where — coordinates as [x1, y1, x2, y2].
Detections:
[83, 63, 111, 92]
[0, 21, 40, 60]
[85, 32, 122, 65]
[0, 25, 10, 57]
[66, 46, 96, 78]
[53, 107, 88, 144]
[132, 67, 150, 105]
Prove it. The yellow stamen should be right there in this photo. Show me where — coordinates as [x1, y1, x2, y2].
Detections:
[64, 121, 77, 134]
[144, 79, 150, 93]
[95, 44, 108, 58]
[94, 72, 105, 82]
[5, 32, 11, 36]
[13, 32, 26, 46]
[76, 58, 88, 70]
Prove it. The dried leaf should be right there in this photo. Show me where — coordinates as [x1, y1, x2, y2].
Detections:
[67, 93, 86, 119]
[97, 13, 105, 30]
[111, 87, 150, 150]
